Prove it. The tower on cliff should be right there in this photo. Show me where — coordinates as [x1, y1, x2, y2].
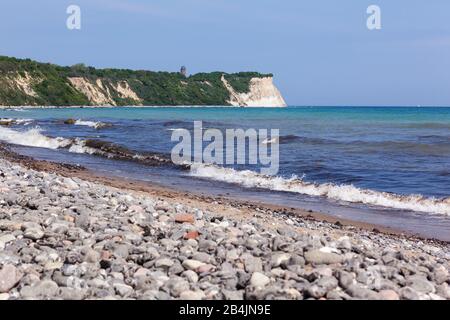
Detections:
[180, 66, 187, 77]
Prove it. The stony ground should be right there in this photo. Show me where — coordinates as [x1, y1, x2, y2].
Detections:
[0, 158, 449, 300]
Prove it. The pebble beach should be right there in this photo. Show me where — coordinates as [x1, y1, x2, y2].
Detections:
[0, 148, 449, 300]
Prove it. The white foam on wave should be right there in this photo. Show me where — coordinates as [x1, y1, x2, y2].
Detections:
[166, 128, 185, 132]
[67, 139, 98, 155]
[261, 137, 278, 145]
[189, 163, 450, 216]
[0, 118, 33, 126]
[0, 126, 107, 158]
[15, 118, 33, 125]
[74, 119, 107, 129]
[0, 126, 71, 149]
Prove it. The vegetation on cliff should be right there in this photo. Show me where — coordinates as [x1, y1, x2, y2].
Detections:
[0, 56, 273, 106]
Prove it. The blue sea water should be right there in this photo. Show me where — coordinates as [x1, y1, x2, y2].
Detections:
[1, 106, 450, 239]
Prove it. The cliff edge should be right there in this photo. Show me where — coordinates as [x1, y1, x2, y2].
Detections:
[0, 56, 287, 107]
[221, 75, 286, 107]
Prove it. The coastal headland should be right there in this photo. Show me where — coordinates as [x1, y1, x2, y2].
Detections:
[0, 56, 286, 108]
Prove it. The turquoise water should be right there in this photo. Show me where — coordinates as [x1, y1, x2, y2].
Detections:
[4, 106, 450, 122]
[2, 106, 449, 196]
[1, 106, 450, 239]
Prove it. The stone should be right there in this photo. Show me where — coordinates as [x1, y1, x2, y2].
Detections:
[23, 227, 44, 240]
[175, 214, 194, 224]
[165, 279, 190, 297]
[0, 234, 15, 246]
[317, 276, 338, 291]
[250, 272, 270, 288]
[192, 252, 213, 263]
[113, 244, 129, 259]
[433, 265, 448, 285]
[0, 264, 23, 293]
[346, 284, 380, 300]
[304, 250, 343, 265]
[379, 290, 400, 300]
[113, 283, 134, 297]
[182, 270, 199, 283]
[155, 258, 174, 269]
[197, 264, 216, 274]
[184, 231, 200, 240]
[222, 289, 244, 300]
[44, 261, 64, 271]
[244, 256, 263, 273]
[84, 249, 100, 263]
[0, 293, 10, 300]
[337, 236, 352, 250]
[75, 214, 90, 231]
[21, 280, 59, 299]
[406, 275, 435, 294]
[436, 283, 450, 299]
[134, 267, 150, 278]
[307, 276, 338, 299]
[198, 240, 216, 252]
[399, 287, 420, 300]
[58, 287, 86, 300]
[179, 290, 205, 300]
[182, 259, 206, 271]
[270, 252, 291, 268]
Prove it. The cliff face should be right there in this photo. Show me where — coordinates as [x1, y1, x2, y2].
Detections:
[67, 77, 143, 106]
[0, 56, 286, 107]
[222, 75, 286, 107]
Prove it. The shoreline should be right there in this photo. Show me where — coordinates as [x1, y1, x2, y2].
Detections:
[0, 105, 283, 110]
[0, 143, 449, 300]
[0, 143, 437, 243]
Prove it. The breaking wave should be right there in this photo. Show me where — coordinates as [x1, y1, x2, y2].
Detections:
[74, 120, 110, 129]
[0, 126, 174, 168]
[0, 118, 34, 126]
[0, 126, 71, 149]
[189, 163, 450, 216]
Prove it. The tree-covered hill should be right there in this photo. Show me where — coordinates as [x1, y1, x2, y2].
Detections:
[0, 56, 273, 106]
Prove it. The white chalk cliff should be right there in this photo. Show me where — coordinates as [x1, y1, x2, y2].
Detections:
[221, 75, 286, 107]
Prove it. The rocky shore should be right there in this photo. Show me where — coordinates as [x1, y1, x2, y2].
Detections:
[0, 157, 449, 300]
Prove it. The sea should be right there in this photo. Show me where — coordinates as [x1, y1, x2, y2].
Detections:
[1, 106, 450, 240]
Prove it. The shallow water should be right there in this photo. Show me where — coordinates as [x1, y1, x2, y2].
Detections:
[1, 106, 450, 240]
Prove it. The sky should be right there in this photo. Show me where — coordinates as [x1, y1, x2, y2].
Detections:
[1, 0, 450, 106]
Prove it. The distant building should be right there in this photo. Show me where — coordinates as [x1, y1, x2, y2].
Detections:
[180, 66, 187, 77]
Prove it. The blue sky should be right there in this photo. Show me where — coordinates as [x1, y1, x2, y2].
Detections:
[1, 0, 450, 106]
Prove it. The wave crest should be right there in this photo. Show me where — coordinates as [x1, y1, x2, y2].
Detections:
[189, 163, 450, 216]
[74, 119, 110, 129]
[0, 126, 175, 168]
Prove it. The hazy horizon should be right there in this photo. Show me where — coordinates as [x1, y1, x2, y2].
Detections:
[1, 0, 450, 106]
